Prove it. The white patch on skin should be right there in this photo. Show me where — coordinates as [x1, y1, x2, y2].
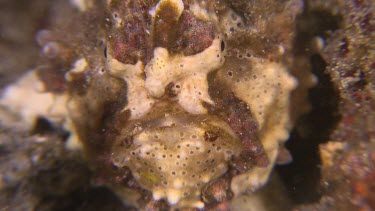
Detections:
[65, 58, 88, 81]
[173, 178, 183, 189]
[188, 2, 218, 22]
[106, 57, 155, 120]
[145, 37, 224, 114]
[178, 200, 205, 209]
[153, 189, 163, 200]
[167, 189, 182, 204]
[64, 118, 83, 150]
[177, 74, 214, 114]
[192, 201, 204, 209]
[70, 0, 92, 12]
[189, 3, 210, 21]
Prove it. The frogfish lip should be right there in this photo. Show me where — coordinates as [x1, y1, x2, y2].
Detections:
[109, 102, 243, 206]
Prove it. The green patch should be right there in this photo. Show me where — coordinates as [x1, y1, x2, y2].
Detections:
[140, 170, 159, 187]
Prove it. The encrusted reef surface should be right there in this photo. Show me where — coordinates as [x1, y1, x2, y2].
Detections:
[0, 0, 374, 210]
[294, 0, 375, 210]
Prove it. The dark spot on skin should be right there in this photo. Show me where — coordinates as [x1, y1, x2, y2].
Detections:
[119, 136, 133, 148]
[165, 82, 178, 97]
[204, 130, 219, 142]
[221, 41, 225, 51]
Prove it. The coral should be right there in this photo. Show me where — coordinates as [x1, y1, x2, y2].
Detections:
[0, 122, 91, 210]
[0, 71, 69, 127]
[302, 0, 375, 210]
